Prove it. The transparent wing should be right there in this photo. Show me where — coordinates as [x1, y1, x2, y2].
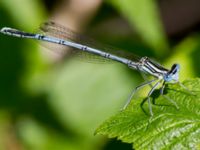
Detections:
[37, 21, 140, 63]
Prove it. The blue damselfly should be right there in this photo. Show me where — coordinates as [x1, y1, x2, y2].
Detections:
[0, 21, 189, 116]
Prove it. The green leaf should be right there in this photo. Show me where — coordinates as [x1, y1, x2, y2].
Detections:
[33, 60, 137, 137]
[95, 78, 200, 149]
[0, 0, 46, 29]
[108, 0, 168, 56]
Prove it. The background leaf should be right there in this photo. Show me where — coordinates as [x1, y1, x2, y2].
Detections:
[96, 78, 200, 149]
[1, 0, 200, 149]
[0, 0, 46, 29]
[108, 0, 168, 56]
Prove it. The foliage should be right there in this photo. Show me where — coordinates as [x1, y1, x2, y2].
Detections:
[96, 78, 200, 149]
[108, 0, 168, 56]
[0, 0, 200, 150]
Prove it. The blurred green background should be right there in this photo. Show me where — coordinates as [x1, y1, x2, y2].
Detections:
[0, 0, 200, 149]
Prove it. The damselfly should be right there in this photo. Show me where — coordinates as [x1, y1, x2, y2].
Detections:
[0, 21, 189, 116]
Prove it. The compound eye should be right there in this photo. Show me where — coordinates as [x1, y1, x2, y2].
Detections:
[170, 64, 180, 75]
